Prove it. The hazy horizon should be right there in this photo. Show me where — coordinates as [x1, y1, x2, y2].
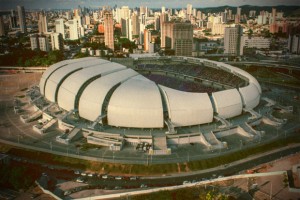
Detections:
[0, 0, 299, 10]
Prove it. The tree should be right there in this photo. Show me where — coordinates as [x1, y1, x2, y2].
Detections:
[248, 29, 253, 37]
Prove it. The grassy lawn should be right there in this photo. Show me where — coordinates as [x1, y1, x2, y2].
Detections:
[2, 132, 300, 175]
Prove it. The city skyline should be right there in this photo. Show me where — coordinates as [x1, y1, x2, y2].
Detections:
[0, 0, 299, 10]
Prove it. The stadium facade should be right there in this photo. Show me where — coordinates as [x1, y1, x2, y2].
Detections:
[37, 56, 262, 153]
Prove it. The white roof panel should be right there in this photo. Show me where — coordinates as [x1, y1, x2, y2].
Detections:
[79, 69, 138, 121]
[57, 62, 126, 111]
[39, 57, 96, 95]
[212, 88, 243, 118]
[44, 58, 108, 102]
[107, 75, 164, 128]
[159, 85, 213, 127]
[239, 83, 261, 109]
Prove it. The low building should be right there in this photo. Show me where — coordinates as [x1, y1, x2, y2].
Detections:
[242, 36, 270, 49]
[288, 34, 300, 54]
[30, 34, 50, 52]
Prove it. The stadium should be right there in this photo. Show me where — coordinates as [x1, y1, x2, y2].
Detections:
[24, 56, 271, 155]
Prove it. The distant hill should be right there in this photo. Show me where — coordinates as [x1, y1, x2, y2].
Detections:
[195, 5, 300, 17]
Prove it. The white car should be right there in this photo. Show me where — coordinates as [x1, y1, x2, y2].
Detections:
[102, 174, 108, 179]
[76, 177, 84, 183]
[183, 181, 191, 185]
[115, 176, 122, 180]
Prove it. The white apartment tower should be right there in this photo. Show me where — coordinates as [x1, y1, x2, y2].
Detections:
[55, 19, 65, 39]
[38, 35, 50, 52]
[187, 4, 193, 16]
[51, 32, 64, 51]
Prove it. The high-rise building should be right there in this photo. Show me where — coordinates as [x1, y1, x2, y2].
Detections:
[131, 13, 140, 36]
[161, 22, 193, 56]
[17, 5, 27, 33]
[116, 6, 131, 24]
[144, 29, 151, 52]
[270, 8, 278, 34]
[235, 7, 241, 24]
[161, 6, 166, 14]
[38, 12, 48, 34]
[0, 16, 5, 36]
[271, 8, 276, 24]
[51, 32, 64, 51]
[193, 8, 196, 17]
[55, 18, 65, 39]
[196, 11, 202, 20]
[161, 22, 173, 49]
[224, 25, 243, 56]
[121, 18, 132, 40]
[104, 10, 114, 51]
[173, 23, 193, 56]
[228, 9, 232, 20]
[288, 34, 300, 54]
[140, 6, 148, 17]
[187, 4, 193, 16]
[160, 13, 169, 47]
[9, 10, 17, 29]
[85, 15, 90, 25]
[65, 19, 79, 40]
[154, 15, 160, 31]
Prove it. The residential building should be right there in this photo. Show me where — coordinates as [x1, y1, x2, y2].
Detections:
[224, 25, 243, 56]
[65, 19, 82, 40]
[131, 13, 139, 36]
[104, 10, 114, 51]
[30, 34, 39, 50]
[38, 12, 48, 34]
[9, 10, 17, 29]
[161, 22, 193, 56]
[173, 23, 193, 56]
[55, 18, 65, 39]
[288, 34, 300, 54]
[242, 36, 270, 49]
[38, 35, 50, 51]
[235, 7, 241, 24]
[17, 5, 27, 33]
[0, 16, 5, 36]
[50, 32, 64, 51]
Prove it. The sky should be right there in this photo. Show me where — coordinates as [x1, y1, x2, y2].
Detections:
[0, 0, 299, 10]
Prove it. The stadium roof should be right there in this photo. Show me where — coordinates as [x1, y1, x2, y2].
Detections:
[40, 57, 261, 129]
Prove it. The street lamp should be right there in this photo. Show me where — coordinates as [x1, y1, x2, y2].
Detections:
[50, 141, 52, 151]
[113, 151, 115, 163]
